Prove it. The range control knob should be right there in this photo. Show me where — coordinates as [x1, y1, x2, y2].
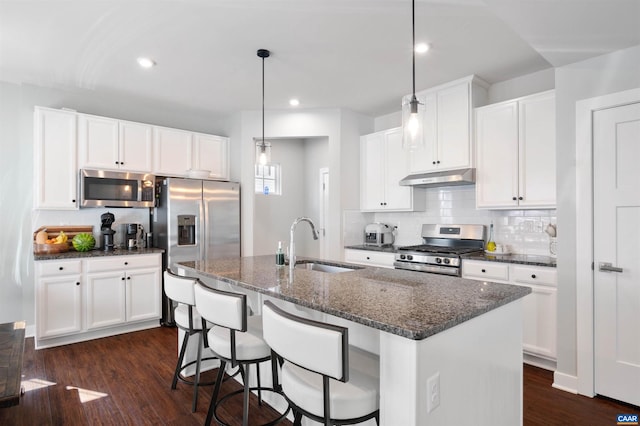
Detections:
[400, 254, 406, 260]
[436, 257, 442, 264]
[443, 258, 451, 265]
[407, 255, 413, 261]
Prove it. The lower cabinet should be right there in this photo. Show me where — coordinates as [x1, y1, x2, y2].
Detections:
[462, 260, 557, 368]
[35, 253, 161, 349]
[344, 249, 395, 269]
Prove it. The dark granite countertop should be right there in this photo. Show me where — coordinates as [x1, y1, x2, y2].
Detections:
[344, 244, 399, 253]
[178, 255, 531, 341]
[34, 247, 164, 261]
[462, 252, 557, 268]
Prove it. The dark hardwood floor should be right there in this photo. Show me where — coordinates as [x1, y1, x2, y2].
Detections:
[0, 326, 636, 425]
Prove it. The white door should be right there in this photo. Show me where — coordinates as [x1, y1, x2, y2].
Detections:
[593, 101, 640, 406]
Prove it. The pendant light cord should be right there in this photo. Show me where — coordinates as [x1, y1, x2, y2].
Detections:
[412, 0, 416, 97]
[262, 53, 265, 149]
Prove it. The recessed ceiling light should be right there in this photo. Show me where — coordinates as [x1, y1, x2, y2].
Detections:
[415, 43, 430, 54]
[289, 99, 300, 107]
[137, 57, 156, 68]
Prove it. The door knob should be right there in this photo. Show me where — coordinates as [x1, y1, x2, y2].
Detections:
[599, 262, 623, 273]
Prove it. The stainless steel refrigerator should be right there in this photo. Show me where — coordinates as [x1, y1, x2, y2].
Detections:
[152, 177, 240, 326]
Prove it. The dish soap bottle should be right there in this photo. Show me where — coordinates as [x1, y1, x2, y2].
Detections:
[487, 222, 496, 252]
[276, 241, 285, 266]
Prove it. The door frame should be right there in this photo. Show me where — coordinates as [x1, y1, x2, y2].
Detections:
[575, 87, 640, 397]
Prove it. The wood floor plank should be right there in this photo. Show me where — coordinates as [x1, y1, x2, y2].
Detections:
[2, 326, 637, 425]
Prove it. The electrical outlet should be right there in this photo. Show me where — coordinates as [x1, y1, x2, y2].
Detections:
[427, 372, 440, 413]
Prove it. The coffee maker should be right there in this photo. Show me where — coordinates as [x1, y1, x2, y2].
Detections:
[101, 212, 116, 251]
[120, 223, 143, 250]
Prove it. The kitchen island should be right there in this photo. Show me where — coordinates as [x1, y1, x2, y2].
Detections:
[177, 255, 531, 426]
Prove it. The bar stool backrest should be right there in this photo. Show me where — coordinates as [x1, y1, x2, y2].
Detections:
[164, 270, 197, 305]
[194, 284, 247, 332]
[262, 300, 348, 382]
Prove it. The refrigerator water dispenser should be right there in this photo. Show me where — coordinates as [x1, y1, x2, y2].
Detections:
[177, 215, 196, 246]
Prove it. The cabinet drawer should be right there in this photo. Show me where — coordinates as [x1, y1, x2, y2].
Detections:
[86, 254, 161, 273]
[511, 265, 557, 287]
[462, 260, 509, 282]
[344, 249, 395, 269]
[37, 260, 82, 276]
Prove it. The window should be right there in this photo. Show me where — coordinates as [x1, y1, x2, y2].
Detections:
[255, 163, 281, 195]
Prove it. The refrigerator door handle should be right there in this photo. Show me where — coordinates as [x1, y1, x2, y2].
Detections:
[199, 198, 206, 261]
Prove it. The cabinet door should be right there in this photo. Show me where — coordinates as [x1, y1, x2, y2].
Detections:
[518, 91, 556, 208]
[153, 127, 193, 176]
[475, 101, 519, 208]
[34, 107, 78, 210]
[36, 274, 82, 338]
[437, 83, 471, 170]
[119, 120, 153, 172]
[193, 133, 229, 180]
[360, 132, 386, 210]
[383, 129, 412, 210]
[521, 284, 557, 359]
[126, 267, 161, 322]
[78, 114, 120, 170]
[85, 271, 126, 329]
[409, 93, 438, 173]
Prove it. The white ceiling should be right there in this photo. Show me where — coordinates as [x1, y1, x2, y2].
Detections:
[1, 0, 639, 118]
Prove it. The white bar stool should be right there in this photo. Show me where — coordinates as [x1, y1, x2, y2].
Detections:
[262, 300, 380, 426]
[193, 283, 288, 426]
[163, 270, 216, 412]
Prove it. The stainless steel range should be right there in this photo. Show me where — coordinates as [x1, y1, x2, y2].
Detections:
[394, 224, 486, 276]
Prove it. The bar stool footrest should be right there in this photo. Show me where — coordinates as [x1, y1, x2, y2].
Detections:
[213, 386, 290, 426]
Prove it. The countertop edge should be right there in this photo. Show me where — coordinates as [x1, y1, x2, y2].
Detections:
[34, 248, 165, 261]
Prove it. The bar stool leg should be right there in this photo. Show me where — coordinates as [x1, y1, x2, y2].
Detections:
[206, 360, 227, 426]
[192, 330, 203, 412]
[256, 362, 262, 406]
[172, 331, 190, 389]
[243, 363, 250, 426]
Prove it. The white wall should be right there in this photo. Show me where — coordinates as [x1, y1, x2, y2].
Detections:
[487, 68, 555, 104]
[554, 44, 640, 379]
[0, 81, 231, 326]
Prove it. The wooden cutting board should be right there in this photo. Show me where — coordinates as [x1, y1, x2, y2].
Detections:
[33, 226, 94, 250]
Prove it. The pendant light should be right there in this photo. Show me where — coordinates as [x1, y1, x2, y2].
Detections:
[256, 49, 271, 165]
[402, 0, 425, 150]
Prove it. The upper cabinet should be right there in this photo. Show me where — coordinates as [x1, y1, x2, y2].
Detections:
[153, 127, 230, 180]
[34, 107, 78, 210]
[78, 114, 153, 172]
[192, 133, 230, 180]
[360, 128, 424, 211]
[409, 76, 489, 173]
[475, 90, 556, 209]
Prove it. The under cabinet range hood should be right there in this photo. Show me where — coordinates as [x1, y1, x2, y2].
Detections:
[399, 168, 476, 188]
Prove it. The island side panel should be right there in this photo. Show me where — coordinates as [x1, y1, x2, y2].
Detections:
[380, 300, 523, 426]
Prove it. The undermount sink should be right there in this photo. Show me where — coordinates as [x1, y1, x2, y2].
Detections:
[294, 261, 359, 273]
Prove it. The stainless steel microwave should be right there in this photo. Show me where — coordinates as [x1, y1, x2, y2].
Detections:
[80, 169, 155, 208]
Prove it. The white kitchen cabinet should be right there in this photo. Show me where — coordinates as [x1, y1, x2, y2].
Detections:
[193, 133, 230, 180]
[360, 128, 424, 211]
[78, 115, 153, 172]
[33, 107, 78, 210]
[462, 259, 557, 366]
[35, 260, 83, 339]
[475, 90, 556, 209]
[343, 249, 395, 269]
[409, 76, 489, 173]
[35, 253, 161, 349]
[153, 126, 193, 176]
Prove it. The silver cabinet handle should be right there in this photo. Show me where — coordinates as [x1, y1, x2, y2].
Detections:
[599, 262, 623, 273]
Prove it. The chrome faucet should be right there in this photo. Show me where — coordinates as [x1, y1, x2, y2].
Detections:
[289, 217, 319, 273]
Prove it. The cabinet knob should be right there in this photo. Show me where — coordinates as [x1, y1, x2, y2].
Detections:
[121, 277, 125, 280]
[124, 262, 128, 265]
[481, 269, 486, 273]
[72, 199, 76, 203]
[436, 160, 440, 164]
[76, 282, 80, 286]
[512, 197, 517, 201]
[115, 161, 119, 165]
[531, 274, 536, 279]
[127, 276, 131, 280]
[519, 196, 523, 201]
[59, 267, 64, 270]
[366, 256, 370, 260]
[432, 161, 436, 165]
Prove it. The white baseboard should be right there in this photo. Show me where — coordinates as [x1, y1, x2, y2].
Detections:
[25, 324, 36, 338]
[552, 371, 579, 394]
[524, 353, 556, 371]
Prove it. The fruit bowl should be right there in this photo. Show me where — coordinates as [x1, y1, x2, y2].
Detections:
[34, 242, 70, 255]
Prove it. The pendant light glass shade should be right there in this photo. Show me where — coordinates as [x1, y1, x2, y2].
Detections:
[256, 48, 271, 165]
[255, 141, 271, 166]
[402, 0, 425, 150]
[402, 94, 425, 150]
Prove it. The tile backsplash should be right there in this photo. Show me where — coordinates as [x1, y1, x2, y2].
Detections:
[343, 186, 557, 256]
